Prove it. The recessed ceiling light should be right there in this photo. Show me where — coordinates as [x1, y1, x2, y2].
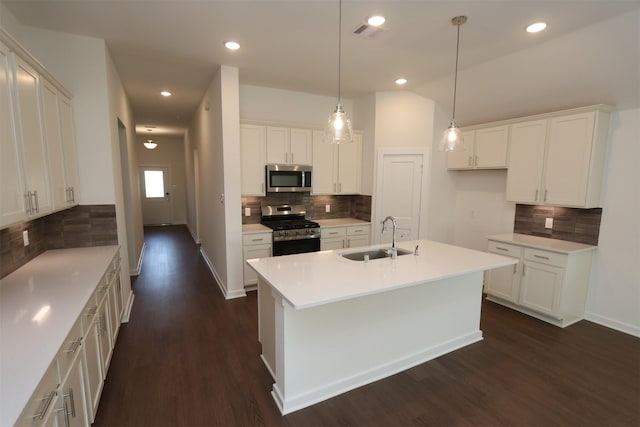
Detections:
[526, 22, 547, 33]
[225, 41, 240, 50]
[395, 78, 408, 85]
[367, 15, 385, 27]
[160, 91, 172, 97]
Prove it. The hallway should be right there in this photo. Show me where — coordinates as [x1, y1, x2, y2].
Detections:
[93, 225, 639, 426]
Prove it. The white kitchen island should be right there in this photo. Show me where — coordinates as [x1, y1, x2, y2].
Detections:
[247, 239, 516, 415]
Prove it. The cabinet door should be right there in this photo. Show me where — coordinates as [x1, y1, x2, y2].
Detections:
[321, 237, 346, 251]
[266, 126, 289, 164]
[0, 41, 27, 227]
[58, 95, 79, 204]
[82, 313, 103, 422]
[12, 55, 52, 215]
[311, 130, 337, 194]
[543, 112, 595, 207]
[289, 128, 312, 165]
[506, 119, 547, 203]
[520, 261, 563, 319]
[41, 79, 67, 210]
[337, 133, 361, 194]
[107, 280, 120, 344]
[240, 124, 266, 196]
[447, 131, 475, 169]
[56, 353, 89, 427]
[346, 235, 369, 248]
[475, 125, 508, 168]
[243, 244, 271, 286]
[96, 293, 112, 377]
[486, 262, 521, 303]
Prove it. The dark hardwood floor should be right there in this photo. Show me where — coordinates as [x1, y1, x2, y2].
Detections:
[94, 225, 640, 427]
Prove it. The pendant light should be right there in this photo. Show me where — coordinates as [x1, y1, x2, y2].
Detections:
[325, 0, 353, 144]
[440, 15, 467, 152]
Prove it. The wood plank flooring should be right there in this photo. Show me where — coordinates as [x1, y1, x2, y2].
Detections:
[94, 225, 640, 426]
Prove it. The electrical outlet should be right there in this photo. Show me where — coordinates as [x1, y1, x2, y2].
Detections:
[23, 230, 29, 246]
[244, 207, 251, 217]
[545, 217, 553, 229]
[325, 204, 331, 213]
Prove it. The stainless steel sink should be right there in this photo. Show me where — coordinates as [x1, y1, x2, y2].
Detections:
[339, 247, 413, 261]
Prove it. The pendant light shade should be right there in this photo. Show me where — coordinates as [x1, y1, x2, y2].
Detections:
[144, 139, 158, 150]
[325, 0, 353, 144]
[439, 15, 467, 152]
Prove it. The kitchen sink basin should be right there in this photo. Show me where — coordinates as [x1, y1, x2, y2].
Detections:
[339, 247, 413, 261]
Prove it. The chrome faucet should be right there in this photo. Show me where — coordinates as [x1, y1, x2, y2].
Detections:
[381, 216, 398, 259]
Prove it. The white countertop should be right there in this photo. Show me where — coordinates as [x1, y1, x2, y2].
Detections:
[487, 233, 597, 254]
[314, 218, 371, 228]
[0, 246, 119, 427]
[242, 223, 271, 233]
[247, 240, 516, 310]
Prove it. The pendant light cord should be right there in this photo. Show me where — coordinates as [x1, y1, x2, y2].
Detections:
[452, 20, 461, 123]
[336, 0, 342, 105]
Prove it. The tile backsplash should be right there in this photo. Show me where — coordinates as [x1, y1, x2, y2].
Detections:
[242, 194, 372, 224]
[513, 204, 602, 245]
[0, 205, 118, 279]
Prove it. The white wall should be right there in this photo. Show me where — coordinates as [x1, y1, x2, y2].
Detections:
[187, 66, 244, 299]
[585, 108, 640, 336]
[135, 136, 187, 224]
[239, 84, 353, 128]
[352, 93, 376, 196]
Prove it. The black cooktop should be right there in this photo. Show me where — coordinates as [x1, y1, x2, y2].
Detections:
[262, 219, 320, 231]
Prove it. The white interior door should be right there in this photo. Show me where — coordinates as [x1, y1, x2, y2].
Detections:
[140, 166, 172, 225]
[375, 153, 424, 244]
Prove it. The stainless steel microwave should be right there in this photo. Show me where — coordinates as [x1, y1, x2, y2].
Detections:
[266, 164, 312, 193]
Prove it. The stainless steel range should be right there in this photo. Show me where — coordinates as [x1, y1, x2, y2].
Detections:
[261, 204, 320, 256]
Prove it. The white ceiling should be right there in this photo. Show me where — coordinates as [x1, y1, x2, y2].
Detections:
[3, 0, 639, 136]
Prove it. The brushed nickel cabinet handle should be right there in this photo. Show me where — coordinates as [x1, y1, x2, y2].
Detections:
[33, 390, 56, 419]
[63, 388, 76, 418]
[32, 190, 39, 213]
[544, 189, 548, 202]
[513, 264, 517, 274]
[475, 155, 479, 166]
[534, 254, 550, 260]
[25, 192, 32, 214]
[495, 247, 509, 252]
[468, 156, 473, 166]
[64, 338, 81, 354]
[535, 189, 539, 200]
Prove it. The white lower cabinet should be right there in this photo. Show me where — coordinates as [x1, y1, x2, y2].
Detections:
[81, 306, 103, 423]
[321, 225, 371, 251]
[53, 349, 88, 427]
[486, 236, 594, 327]
[242, 231, 272, 287]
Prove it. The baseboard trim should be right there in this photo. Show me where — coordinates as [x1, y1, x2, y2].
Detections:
[585, 311, 640, 338]
[186, 223, 200, 244]
[121, 291, 135, 323]
[199, 247, 246, 300]
[130, 242, 145, 276]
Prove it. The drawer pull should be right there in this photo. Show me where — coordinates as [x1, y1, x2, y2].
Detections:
[251, 238, 264, 242]
[64, 338, 81, 354]
[329, 231, 339, 235]
[63, 387, 76, 418]
[513, 264, 517, 274]
[495, 247, 509, 252]
[534, 254, 550, 260]
[86, 306, 98, 316]
[33, 390, 56, 419]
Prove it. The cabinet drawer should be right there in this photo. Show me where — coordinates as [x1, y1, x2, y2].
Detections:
[524, 248, 566, 268]
[488, 241, 522, 258]
[322, 227, 346, 238]
[16, 359, 59, 426]
[243, 233, 272, 246]
[56, 317, 83, 384]
[347, 225, 370, 236]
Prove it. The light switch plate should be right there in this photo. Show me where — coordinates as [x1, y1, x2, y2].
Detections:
[23, 230, 29, 246]
[244, 207, 251, 217]
[325, 204, 331, 213]
[545, 217, 553, 229]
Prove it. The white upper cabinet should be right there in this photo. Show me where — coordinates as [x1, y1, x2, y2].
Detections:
[312, 131, 361, 195]
[1, 31, 80, 229]
[448, 125, 508, 170]
[266, 126, 312, 165]
[11, 54, 52, 217]
[58, 94, 79, 205]
[506, 108, 610, 208]
[0, 41, 27, 227]
[240, 124, 267, 196]
[506, 119, 548, 203]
